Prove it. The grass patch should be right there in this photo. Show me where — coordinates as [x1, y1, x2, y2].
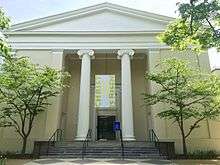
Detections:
[175, 150, 218, 159]
[187, 150, 218, 159]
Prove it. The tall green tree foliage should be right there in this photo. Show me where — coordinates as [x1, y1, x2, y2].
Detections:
[0, 8, 10, 56]
[144, 58, 220, 156]
[159, 0, 220, 52]
[0, 8, 69, 154]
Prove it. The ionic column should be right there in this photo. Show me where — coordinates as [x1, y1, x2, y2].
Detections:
[75, 49, 94, 140]
[117, 49, 135, 141]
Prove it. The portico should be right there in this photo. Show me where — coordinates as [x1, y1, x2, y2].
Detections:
[74, 49, 136, 141]
[59, 49, 148, 142]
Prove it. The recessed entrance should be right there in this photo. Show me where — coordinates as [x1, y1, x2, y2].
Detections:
[97, 116, 116, 140]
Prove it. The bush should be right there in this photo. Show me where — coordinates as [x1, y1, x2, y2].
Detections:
[0, 151, 34, 159]
[187, 150, 218, 159]
[0, 155, 6, 165]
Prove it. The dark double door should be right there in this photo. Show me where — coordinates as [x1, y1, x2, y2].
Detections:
[97, 116, 116, 140]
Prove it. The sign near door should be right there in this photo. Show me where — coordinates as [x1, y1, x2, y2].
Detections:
[113, 120, 121, 131]
[95, 75, 115, 108]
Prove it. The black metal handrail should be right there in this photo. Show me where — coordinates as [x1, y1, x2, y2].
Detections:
[149, 129, 163, 156]
[149, 129, 176, 159]
[119, 129, 124, 160]
[149, 129, 159, 143]
[82, 129, 92, 160]
[47, 129, 64, 155]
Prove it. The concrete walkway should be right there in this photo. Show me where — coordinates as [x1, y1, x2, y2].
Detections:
[7, 159, 220, 165]
[24, 159, 175, 165]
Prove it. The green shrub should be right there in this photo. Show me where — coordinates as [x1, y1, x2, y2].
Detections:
[187, 150, 218, 159]
[0, 156, 6, 165]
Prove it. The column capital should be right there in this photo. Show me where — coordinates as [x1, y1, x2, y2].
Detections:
[117, 49, 134, 59]
[77, 49, 94, 59]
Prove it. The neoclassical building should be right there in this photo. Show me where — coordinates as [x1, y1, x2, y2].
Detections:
[1, 2, 220, 154]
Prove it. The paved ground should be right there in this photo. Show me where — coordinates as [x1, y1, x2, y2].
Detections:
[6, 159, 31, 165]
[23, 159, 175, 165]
[6, 159, 220, 165]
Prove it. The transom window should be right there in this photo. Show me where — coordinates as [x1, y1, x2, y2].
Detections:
[95, 75, 115, 108]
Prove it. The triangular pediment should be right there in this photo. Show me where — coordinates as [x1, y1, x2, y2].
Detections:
[10, 2, 174, 32]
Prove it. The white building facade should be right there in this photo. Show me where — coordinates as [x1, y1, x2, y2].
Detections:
[1, 3, 220, 154]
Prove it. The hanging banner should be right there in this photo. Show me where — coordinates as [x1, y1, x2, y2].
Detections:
[95, 75, 115, 108]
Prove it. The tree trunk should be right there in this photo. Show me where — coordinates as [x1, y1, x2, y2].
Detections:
[180, 126, 187, 156]
[21, 136, 27, 154]
[182, 135, 187, 156]
[179, 109, 187, 156]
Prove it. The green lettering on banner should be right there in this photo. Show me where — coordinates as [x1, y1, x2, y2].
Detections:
[95, 75, 116, 108]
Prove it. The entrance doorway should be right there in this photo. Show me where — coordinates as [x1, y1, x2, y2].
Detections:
[97, 116, 116, 140]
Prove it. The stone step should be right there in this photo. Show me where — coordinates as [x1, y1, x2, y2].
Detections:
[48, 150, 159, 153]
[48, 147, 159, 152]
[40, 155, 166, 159]
[38, 141, 165, 159]
[47, 151, 160, 155]
[45, 151, 160, 156]
[46, 148, 161, 157]
[48, 147, 159, 151]
[56, 141, 155, 147]
[46, 149, 159, 154]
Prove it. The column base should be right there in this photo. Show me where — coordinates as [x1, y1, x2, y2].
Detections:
[123, 136, 136, 141]
[75, 136, 86, 141]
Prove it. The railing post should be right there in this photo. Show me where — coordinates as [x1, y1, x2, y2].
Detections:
[119, 129, 124, 160]
[82, 129, 92, 160]
[38, 142, 41, 158]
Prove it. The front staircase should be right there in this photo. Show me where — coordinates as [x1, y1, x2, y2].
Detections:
[34, 141, 166, 159]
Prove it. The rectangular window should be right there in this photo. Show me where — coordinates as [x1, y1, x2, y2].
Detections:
[95, 75, 115, 108]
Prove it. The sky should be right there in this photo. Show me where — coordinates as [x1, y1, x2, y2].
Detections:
[0, 0, 218, 68]
[0, 0, 185, 24]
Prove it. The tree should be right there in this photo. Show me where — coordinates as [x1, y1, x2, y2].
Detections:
[159, 0, 220, 52]
[0, 8, 70, 154]
[0, 56, 69, 154]
[0, 8, 10, 56]
[144, 58, 220, 156]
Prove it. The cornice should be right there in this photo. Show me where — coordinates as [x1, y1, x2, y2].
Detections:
[5, 30, 164, 36]
[7, 42, 169, 50]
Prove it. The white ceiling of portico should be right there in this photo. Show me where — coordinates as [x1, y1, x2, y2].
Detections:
[10, 2, 174, 32]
